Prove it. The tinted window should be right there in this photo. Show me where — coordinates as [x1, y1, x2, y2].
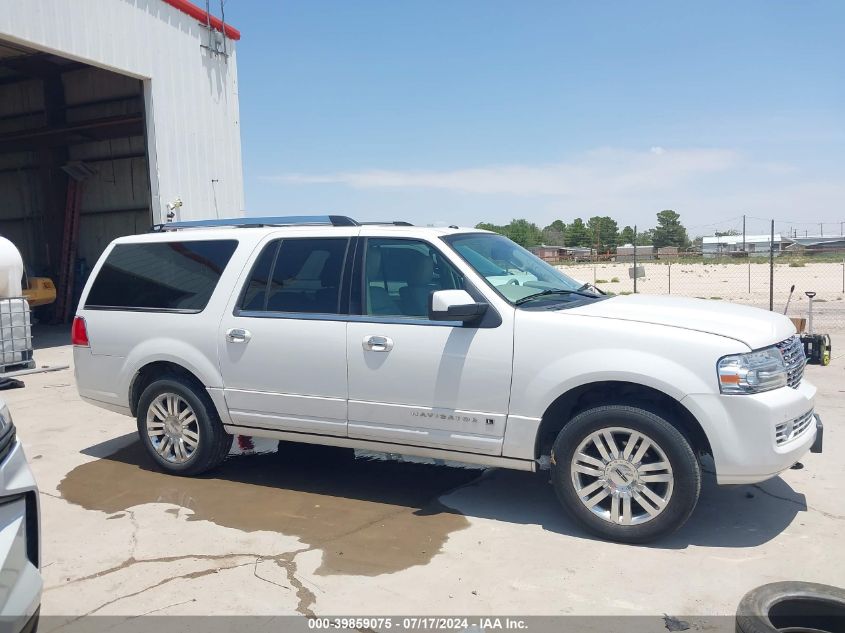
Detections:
[363, 238, 463, 317]
[240, 238, 348, 314]
[85, 240, 237, 312]
[240, 241, 278, 311]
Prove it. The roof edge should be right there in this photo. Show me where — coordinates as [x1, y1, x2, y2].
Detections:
[161, 0, 241, 40]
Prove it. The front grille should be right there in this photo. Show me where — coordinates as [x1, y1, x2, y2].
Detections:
[0, 423, 14, 464]
[775, 335, 805, 389]
[776, 409, 814, 445]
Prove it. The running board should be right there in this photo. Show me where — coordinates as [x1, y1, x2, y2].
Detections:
[223, 425, 537, 472]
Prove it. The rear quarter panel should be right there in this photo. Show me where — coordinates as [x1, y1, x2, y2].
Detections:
[73, 232, 263, 412]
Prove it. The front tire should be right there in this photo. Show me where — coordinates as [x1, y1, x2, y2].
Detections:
[550, 404, 701, 543]
[137, 376, 233, 476]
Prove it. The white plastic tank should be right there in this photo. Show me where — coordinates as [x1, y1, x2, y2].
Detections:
[0, 236, 23, 298]
[0, 236, 32, 371]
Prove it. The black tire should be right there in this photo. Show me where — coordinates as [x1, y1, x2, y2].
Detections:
[136, 375, 233, 476]
[736, 582, 845, 633]
[550, 404, 701, 543]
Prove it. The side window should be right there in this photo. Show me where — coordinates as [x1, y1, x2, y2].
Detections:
[363, 238, 463, 318]
[240, 241, 279, 311]
[240, 238, 348, 314]
[85, 240, 238, 312]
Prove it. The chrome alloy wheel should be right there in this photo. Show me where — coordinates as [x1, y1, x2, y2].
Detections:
[570, 427, 674, 526]
[146, 393, 200, 464]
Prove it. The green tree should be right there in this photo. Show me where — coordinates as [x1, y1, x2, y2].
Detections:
[565, 218, 590, 247]
[506, 218, 544, 247]
[542, 219, 566, 246]
[619, 225, 635, 245]
[652, 210, 689, 248]
[636, 228, 654, 245]
[587, 216, 619, 252]
[545, 219, 566, 233]
[475, 222, 503, 233]
[476, 219, 543, 247]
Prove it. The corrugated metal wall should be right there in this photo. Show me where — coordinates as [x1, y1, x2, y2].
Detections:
[0, 0, 245, 226]
[0, 59, 149, 274]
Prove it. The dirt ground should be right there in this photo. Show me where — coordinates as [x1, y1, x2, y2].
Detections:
[6, 327, 845, 629]
[560, 261, 845, 330]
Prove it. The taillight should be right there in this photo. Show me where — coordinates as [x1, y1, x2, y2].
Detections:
[71, 316, 89, 346]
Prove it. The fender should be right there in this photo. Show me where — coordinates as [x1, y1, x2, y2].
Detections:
[120, 336, 224, 403]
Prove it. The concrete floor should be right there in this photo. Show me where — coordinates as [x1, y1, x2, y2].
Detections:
[6, 328, 844, 623]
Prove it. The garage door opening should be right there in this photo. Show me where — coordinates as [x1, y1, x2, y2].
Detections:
[0, 39, 152, 322]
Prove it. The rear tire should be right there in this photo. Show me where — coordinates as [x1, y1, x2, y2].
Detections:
[550, 404, 701, 543]
[137, 375, 233, 476]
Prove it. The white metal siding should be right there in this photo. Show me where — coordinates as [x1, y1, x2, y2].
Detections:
[0, 0, 245, 223]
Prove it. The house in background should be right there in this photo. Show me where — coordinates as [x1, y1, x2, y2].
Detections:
[786, 236, 845, 254]
[530, 245, 594, 262]
[616, 244, 655, 262]
[702, 234, 792, 257]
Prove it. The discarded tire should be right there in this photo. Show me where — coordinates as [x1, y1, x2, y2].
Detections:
[736, 581, 845, 633]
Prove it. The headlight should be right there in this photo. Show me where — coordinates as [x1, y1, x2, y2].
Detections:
[0, 404, 11, 434]
[718, 346, 787, 394]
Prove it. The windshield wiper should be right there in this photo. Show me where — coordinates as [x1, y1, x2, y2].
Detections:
[514, 288, 599, 305]
[577, 282, 606, 296]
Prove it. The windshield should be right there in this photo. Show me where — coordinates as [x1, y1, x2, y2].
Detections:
[444, 233, 596, 304]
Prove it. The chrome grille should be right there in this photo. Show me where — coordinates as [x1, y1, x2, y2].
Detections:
[776, 409, 814, 445]
[775, 335, 805, 389]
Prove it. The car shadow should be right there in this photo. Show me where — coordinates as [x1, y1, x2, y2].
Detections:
[71, 434, 806, 555]
[444, 467, 807, 549]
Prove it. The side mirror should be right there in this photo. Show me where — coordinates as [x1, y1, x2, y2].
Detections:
[428, 289, 488, 323]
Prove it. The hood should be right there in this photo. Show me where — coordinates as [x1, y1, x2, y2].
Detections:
[563, 294, 795, 349]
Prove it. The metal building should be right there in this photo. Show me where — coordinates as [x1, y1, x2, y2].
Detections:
[702, 234, 790, 257]
[0, 0, 244, 317]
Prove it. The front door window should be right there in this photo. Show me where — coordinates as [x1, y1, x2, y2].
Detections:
[363, 238, 463, 318]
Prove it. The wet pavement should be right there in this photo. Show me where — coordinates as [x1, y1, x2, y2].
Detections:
[59, 438, 478, 576]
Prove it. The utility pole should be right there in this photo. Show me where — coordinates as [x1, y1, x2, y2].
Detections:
[820, 223, 823, 237]
[769, 220, 775, 311]
[742, 214, 746, 252]
[633, 225, 638, 294]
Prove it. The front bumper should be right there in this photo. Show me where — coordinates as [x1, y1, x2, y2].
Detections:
[811, 414, 824, 454]
[0, 440, 42, 632]
[682, 379, 820, 485]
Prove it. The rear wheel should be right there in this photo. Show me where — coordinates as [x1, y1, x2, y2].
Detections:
[137, 376, 233, 476]
[550, 404, 701, 543]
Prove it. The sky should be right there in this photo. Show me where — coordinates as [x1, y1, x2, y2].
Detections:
[223, 0, 845, 237]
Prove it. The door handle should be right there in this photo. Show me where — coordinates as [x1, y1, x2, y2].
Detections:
[363, 335, 393, 352]
[226, 328, 252, 343]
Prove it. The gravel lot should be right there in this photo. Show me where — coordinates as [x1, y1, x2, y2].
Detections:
[7, 326, 844, 628]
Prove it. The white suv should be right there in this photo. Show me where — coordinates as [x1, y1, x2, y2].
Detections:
[72, 216, 823, 542]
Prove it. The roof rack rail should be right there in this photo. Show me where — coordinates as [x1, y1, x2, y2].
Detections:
[359, 221, 414, 226]
[150, 215, 359, 232]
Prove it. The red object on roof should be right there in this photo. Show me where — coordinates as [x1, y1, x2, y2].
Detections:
[161, 0, 241, 40]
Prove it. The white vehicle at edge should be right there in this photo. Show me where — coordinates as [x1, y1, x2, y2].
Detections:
[0, 398, 41, 633]
[72, 216, 823, 542]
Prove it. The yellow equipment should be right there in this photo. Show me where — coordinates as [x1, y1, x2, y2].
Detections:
[23, 277, 56, 308]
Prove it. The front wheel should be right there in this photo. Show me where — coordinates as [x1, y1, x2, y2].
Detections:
[550, 404, 701, 543]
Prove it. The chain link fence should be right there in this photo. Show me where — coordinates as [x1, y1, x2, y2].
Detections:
[521, 221, 845, 333]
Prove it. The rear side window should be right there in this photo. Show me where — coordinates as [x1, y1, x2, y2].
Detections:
[85, 240, 238, 312]
[239, 238, 349, 314]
